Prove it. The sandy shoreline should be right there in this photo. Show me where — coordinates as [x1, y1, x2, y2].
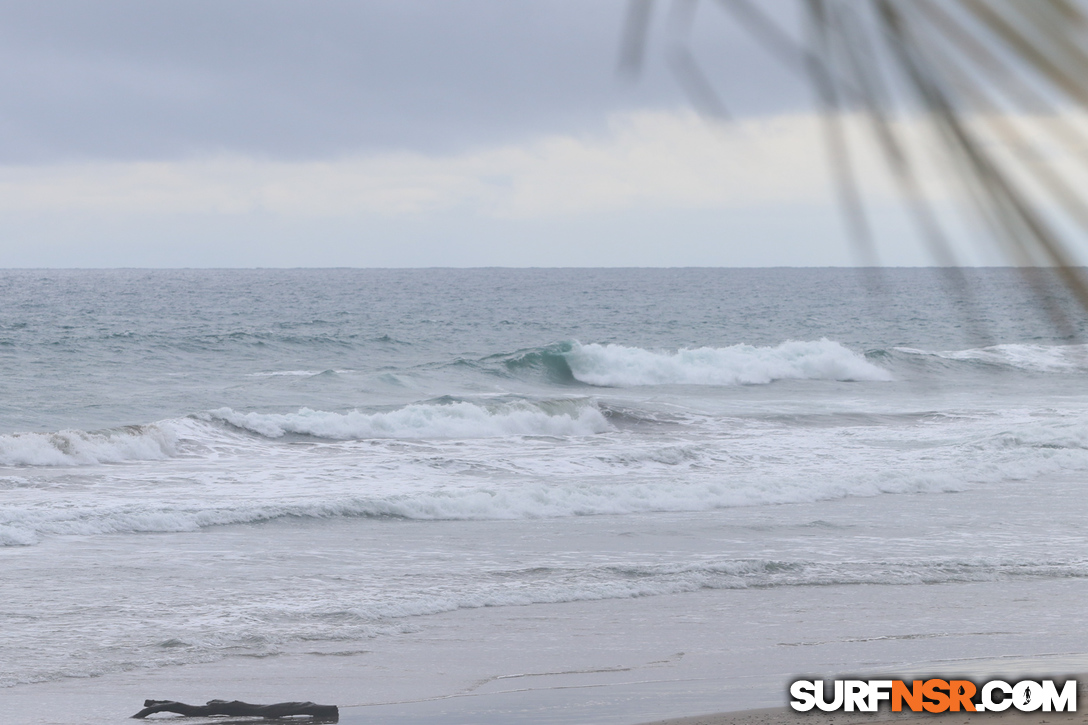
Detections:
[640, 678, 1088, 725]
[7, 589, 1086, 724]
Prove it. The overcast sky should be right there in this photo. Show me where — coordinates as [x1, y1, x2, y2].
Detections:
[0, 1, 1019, 267]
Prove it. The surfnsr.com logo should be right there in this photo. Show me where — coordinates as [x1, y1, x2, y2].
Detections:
[789, 679, 1077, 713]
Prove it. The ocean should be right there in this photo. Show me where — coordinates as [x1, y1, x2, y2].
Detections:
[3, 267, 1088, 724]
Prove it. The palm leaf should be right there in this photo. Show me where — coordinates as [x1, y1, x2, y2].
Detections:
[623, 0, 1088, 321]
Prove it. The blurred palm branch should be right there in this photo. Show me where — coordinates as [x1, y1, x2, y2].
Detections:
[622, 0, 1088, 320]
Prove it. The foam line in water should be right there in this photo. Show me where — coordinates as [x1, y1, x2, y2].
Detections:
[0, 470, 967, 546]
[561, 339, 892, 386]
[245, 369, 354, 377]
[897, 343, 1088, 373]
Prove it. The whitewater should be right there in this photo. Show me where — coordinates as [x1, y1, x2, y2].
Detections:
[3, 268, 1088, 724]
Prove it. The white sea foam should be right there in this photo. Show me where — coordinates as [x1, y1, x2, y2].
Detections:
[246, 369, 353, 377]
[0, 425, 178, 466]
[0, 469, 967, 546]
[897, 343, 1088, 372]
[563, 339, 891, 386]
[206, 399, 611, 440]
[6, 403, 1088, 546]
[0, 524, 37, 547]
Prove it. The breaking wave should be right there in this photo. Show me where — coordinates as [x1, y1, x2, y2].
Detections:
[0, 398, 613, 468]
[0, 425, 179, 467]
[206, 398, 611, 440]
[558, 339, 892, 387]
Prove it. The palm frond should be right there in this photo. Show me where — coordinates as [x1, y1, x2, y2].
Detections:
[623, 0, 1088, 323]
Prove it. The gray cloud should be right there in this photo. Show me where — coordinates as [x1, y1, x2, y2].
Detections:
[0, 0, 808, 163]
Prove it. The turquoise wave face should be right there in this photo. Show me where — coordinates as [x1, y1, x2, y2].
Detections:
[488, 341, 579, 384]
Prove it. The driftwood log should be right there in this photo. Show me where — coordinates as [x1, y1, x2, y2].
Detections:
[131, 699, 338, 720]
